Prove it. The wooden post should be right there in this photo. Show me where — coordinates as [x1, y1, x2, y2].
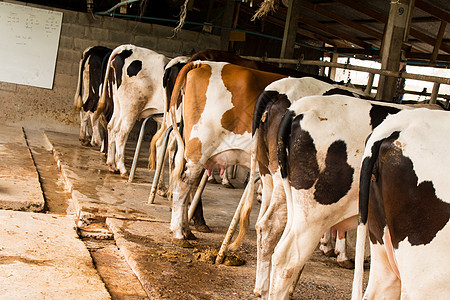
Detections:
[329, 53, 339, 81]
[365, 73, 375, 95]
[280, 0, 302, 65]
[430, 82, 440, 104]
[220, 0, 235, 50]
[376, 0, 413, 101]
[430, 21, 447, 65]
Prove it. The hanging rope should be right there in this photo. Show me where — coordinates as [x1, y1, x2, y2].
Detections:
[173, 0, 190, 34]
[252, 0, 279, 21]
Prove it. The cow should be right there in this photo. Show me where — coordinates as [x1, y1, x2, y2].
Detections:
[352, 108, 450, 300]
[166, 60, 286, 247]
[264, 95, 409, 299]
[93, 44, 169, 177]
[73, 46, 112, 150]
[228, 77, 371, 297]
[149, 49, 334, 193]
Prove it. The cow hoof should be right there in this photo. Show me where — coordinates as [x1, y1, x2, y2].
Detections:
[222, 182, 235, 189]
[208, 177, 219, 184]
[108, 166, 118, 173]
[185, 231, 197, 240]
[337, 259, 354, 269]
[195, 224, 212, 233]
[171, 238, 193, 248]
[322, 249, 337, 257]
[81, 140, 91, 147]
[157, 189, 167, 198]
[120, 171, 129, 179]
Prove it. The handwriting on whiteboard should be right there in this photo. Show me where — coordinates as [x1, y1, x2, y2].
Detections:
[0, 2, 63, 89]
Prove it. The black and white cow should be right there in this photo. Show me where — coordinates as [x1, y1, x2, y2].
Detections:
[352, 108, 450, 299]
[94, 44, 169, 177]
[265, 95, 408, 299]
[230, 77, 372, 297]
[73, 46, 112, 149]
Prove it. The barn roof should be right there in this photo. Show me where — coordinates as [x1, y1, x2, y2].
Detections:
[13, 0, 450, 66]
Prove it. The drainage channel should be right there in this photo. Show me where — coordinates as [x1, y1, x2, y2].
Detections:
[24, 128, 149, 300]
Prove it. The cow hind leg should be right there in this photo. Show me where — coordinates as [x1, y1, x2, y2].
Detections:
[170, 167, 203, 247]
[254, 189, 287, 297]
[221, 167, 234, 189]
[335, 231, 354, 269]
[363, 243, 401, 299]
[114, 118, 135, 178]
[106, 126, 118, 172]
[319, 229, 336, 257]
[190, 196, 211, 233]
[79, 110, 92, 146]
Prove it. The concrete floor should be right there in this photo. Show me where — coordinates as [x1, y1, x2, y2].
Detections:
[0, 124, 367, 299]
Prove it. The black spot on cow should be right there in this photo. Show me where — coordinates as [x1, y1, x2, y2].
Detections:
[127, 60, 142, 77]
[367, 132, 450, 248]
[323, 87, 372, 100]
[163, 62, 187, 112]
[314, 140, 354, 205]
[323, 88, 355, 97]
[111, 49, 133, 89]
[78, 46, 112, 113]
[369, 104, 401, 130]
[285, 115, 319, 189]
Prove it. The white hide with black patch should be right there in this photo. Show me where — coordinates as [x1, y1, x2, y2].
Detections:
[98, 44, 168, 176]
[233, 77, 371, 298]
[268, 95, 407, 299]
[352, 108, 450, 300]
[74, 46, 111, 148]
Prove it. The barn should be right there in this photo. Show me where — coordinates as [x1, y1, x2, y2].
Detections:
[0, 0, 449, 299]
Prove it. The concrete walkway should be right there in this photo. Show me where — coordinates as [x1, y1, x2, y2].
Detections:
[0, 125, 111, 299]
[0, 210, 110, 299]
[0, 125, 44, 211]
[0, 124, 364, 299]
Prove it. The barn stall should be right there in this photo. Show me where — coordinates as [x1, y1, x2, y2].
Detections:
[0, 0, 448, 299]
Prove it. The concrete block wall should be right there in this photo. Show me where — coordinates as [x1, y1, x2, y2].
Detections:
[0, 1, 222, 131]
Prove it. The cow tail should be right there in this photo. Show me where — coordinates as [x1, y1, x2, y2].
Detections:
[167, 62, 198, 190]
[148, 62, 177, 170]
[73, 50, 90, 112]
[148, 82, 169, 170]
[351, 135, 382, 300]
[276, 110, 296, 246]
[93, 48, 117, 122]
[228, 130, 259, 251]
[148, 119, 167, 170]
[277, 110, 294, 180]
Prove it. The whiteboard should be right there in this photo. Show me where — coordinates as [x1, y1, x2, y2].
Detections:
[0, 2, 63, 89]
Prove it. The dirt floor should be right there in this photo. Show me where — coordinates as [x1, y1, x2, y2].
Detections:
[24, 126, 369, 299]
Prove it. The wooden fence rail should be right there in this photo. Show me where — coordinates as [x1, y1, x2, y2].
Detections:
[242, 56, 449, 103]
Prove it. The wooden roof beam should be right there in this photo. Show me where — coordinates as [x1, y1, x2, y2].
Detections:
[431, 21, 448, 63]
[415, 0, 450, 23]
[301, 0, 384, 42]
[240, 5, 344, 47]
[298, 16, 372, 49]
[336, 0, 449, 54]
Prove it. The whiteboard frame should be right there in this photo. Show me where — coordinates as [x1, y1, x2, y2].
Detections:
[0, 2, 63, 89]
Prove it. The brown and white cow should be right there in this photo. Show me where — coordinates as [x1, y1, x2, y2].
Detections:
[352, 108, 450, 300]
[266, 95, 409, 299]
[74, 46, 112, 149]
[94, 44, 169, 177]
[167, 60, 286, 246]
[229, 77, 371, 297]
[149, 49, 333, 193]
